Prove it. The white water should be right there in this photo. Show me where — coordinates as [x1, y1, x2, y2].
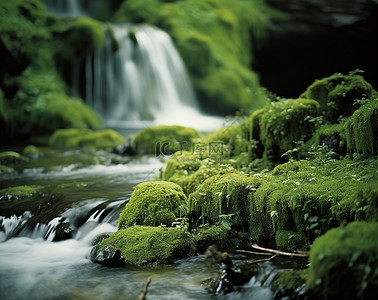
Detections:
[86, 24, 223, 131]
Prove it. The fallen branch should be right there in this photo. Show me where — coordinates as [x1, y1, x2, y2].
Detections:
[250, 253, 278, 263]
[251, 244, 308, 258]
[137, 277, 151, 300]
[236, 249, 273, 256]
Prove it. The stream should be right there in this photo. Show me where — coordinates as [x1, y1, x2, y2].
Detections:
[0, 150, 306, 300]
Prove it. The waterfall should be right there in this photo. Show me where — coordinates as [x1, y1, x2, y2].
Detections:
[44, 1, 223, 130]
[86, 24, 200, 123]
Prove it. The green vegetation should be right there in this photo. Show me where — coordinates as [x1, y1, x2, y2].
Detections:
[48, 128, 124, 149]
[133, 125, 201, 154]
[271, 269, 308, 296]
[96, 225, 195, 265]
[114, 0, 277, 113]
[307, 222, 378, 299]
[118, 181, 188, 229]
[0, 151, 30, 165]
[246, 98, 320, 161]
[300, 72, 373, 123]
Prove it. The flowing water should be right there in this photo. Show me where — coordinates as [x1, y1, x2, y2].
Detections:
[0, 152, 307, 300]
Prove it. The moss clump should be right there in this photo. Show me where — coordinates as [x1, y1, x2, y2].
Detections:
[247, 98, 319, 161]
[48, 128, 124, 149]
[0, 185, 41, 198]
[344, 99, 378, 155]
[271, 269, 308, 298]
[300, 73, 373, 123]
[271, 160, 310, 175]
[193, 225, 229, 252]
[54, 16, 106, 61]
[118, 181, 188, 229]
[97, 225, 195, 265]
[0, 151, 30, 165]
[307, 222, 378, 300]
[189, 172, 260, 230]
[133, 125, 201, 155]
[23, 145, 43, 157]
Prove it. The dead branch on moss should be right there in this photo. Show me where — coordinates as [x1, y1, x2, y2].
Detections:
[251, 244, 308, 258]
[137, 277, 151, 300]
[236, 249, 273, 256]
[250, 253, 278, 263]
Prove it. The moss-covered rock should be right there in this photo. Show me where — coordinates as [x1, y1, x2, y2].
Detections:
[0, 151, 30, 165]
[23, 145, 43, 157]
[95, 225, 195, 265]
[271, 269, 308, 299]
[307, 222, 378, 300]
[247, 98, 319, 161]
[300, 73, 373, 123]
[189, 172, 260, 230]
[344, 99, 378, 155]
[133, 125, 201, 155]
[48, 128, 124, 149]
[0, 185, 41, 198]
[118, 181, 188, 229]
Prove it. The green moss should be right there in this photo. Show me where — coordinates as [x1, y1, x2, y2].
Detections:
[271, 269, 308, 295]
[300, 73, 373, 123]
[118, 181, 188, 229]
[98, 225, 195, 265]
[272, 160, 310, 175]
[0, 151, 30, 165]
[48, 128, 124, 149]
[307, 222, 378, 299]
[133, 125, 201, 154]
[0, 185, 41, 197]
[247, 98, 320, 161]
[3, 67, 102, 138]
[249, 157, 378, 248]
[275, 229, 307, 252]
[193, 225, 229, 252]
[189, 172, 260, 229]
[23, 145, 43, 157]
[0, 165, 15, 174]
[54, 16, 105, 61]
[344, 99, 378, 155]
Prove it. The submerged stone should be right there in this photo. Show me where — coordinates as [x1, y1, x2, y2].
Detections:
[90, 244, 125, 267]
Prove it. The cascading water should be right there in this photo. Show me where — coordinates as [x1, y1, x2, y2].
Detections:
[43, 0, 223, 130]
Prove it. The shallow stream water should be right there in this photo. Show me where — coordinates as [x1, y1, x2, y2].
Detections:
[0, 151, 304, 300]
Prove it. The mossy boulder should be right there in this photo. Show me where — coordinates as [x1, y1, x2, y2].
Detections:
[54, 16, 105, 61]
[307, 222, 378, 300]
[49, 128, 124, 149]
[133, 125, 201, 155]
[23, 145, 43, 157]
[344, 99, 378, 155]
[247, 98, 320, 161]
[300, 73, 373, 123]
[0, 185, 41, 198]
[2, 67, 102, 139]
[271, 269, 308, 299]
[189, 172, 260, 230]
[0, 151, 30, 165]
[95, 225, 195, 265]
[118, 181, 188, 229]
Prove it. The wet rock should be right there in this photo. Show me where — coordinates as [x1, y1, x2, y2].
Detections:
[91, 233, 111, 246]
[53, 221, 74, 241]
[90, 244, 125, 267]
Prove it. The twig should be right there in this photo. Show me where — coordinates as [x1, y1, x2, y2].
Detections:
[137, 277, 151, 300]
[250, 254, 278, 263]
[236, 250, 273, 256]
[251, 244, 308, 258]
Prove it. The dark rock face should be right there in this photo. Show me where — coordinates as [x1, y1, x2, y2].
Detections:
[53, 222, 74, 241]
[90, 244, 125, 267]
[253, 0, 378, 97]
